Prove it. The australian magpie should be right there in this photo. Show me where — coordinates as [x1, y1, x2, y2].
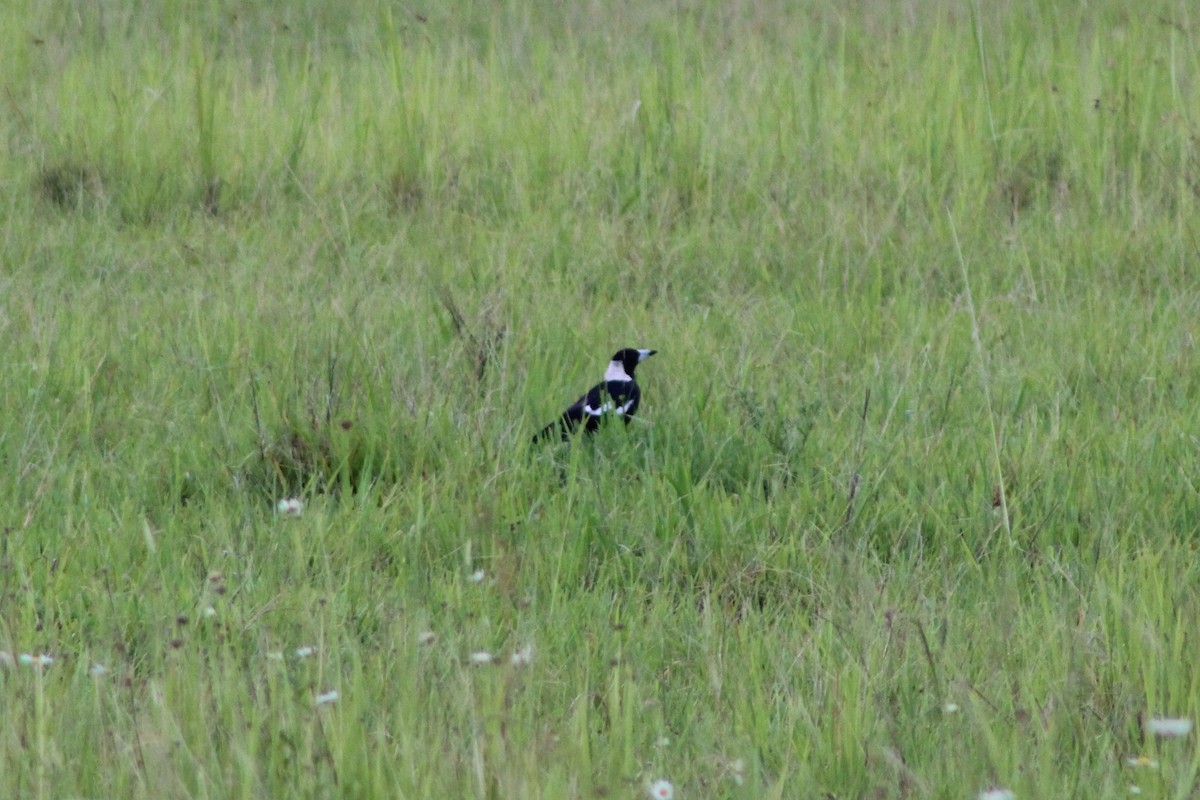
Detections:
[533, 348, 657, 442]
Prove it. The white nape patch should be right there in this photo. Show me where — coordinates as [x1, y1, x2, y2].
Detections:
[584, 401, 614, 417]
[637, 349, 654, 361]
[604, 361, 632, 381]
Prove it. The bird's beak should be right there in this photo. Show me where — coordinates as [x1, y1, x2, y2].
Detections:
[638, 349, 656, 361]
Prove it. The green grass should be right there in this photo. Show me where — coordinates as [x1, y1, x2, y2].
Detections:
[4, 0, 1200, 797]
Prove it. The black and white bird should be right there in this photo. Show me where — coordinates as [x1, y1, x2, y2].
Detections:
[533, 348, 657, 442]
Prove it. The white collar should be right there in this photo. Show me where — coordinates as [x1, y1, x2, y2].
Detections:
[604, 360, 632, 381]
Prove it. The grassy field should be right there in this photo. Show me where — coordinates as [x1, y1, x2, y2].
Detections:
[4, 0, 1200, 797]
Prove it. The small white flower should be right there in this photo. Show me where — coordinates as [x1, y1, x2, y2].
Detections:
[19, 653, 53, 668]
[315, 690, 339, 706]
[202, 605, 217, 618]
[276, 498, 304, 516]
[470, 651, 495, 665]
[1129, 786, 1142, 795]
[728, 757, 746, 785]
[89, 663, 107, 677]
[295, 646, 317, 658]
[978, 789, 1014, 800]
[648, 779, 674, 800]
[468, 569, 485, 583]
[417, 631, 437, 646]
[943, 702, 960, 713]
[1126, 756, 1159, 768]
[1147, 717, 1193, 737]
[510, 644, 534, 667]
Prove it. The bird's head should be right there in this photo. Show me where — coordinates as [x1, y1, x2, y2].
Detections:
[608, 348, 656, 380]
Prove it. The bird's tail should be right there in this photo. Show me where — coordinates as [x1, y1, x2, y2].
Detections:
[532, 422, 559, 444]
[532, 419, 571, 444]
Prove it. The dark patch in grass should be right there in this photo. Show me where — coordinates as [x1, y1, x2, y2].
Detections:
[388, 168, 425, 211]
[711, 558, 824, 622]
[36, 163, 104, 210]
[203, 177, 222, 216]
[370, 547, 399, 577]
[241, 353, 405, 502]
[169, 469, 200, 507]
[246, 419, 381, 500]
[994, 148, 1065, 220]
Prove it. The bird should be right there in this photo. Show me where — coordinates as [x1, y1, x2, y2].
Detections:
[533, 348, 657, 442]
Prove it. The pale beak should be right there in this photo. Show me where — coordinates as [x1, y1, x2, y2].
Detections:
[638, 349, 657, 361]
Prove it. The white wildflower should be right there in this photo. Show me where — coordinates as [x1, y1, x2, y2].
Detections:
[510, 644, 534, 667]
[295, 646, 317, 658]
[1147, 717, 1193, 737]
[647, 779, 674, 800]
[470, 651, 495, 665]
[315, 690, 339, 706]
[89, 663, 107, 677]
[468, 569, 485, 583]
[978, 789, 1014, 800]
[276, 498, 304, 516]
[18, 653, 53, 668]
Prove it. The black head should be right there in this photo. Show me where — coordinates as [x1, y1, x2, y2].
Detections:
[611, 348, 656, 377]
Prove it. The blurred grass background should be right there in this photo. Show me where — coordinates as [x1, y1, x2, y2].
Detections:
[3, 1, 1200, 797]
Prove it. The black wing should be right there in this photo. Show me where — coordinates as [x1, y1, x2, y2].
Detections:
[533, 380, 640, 443]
